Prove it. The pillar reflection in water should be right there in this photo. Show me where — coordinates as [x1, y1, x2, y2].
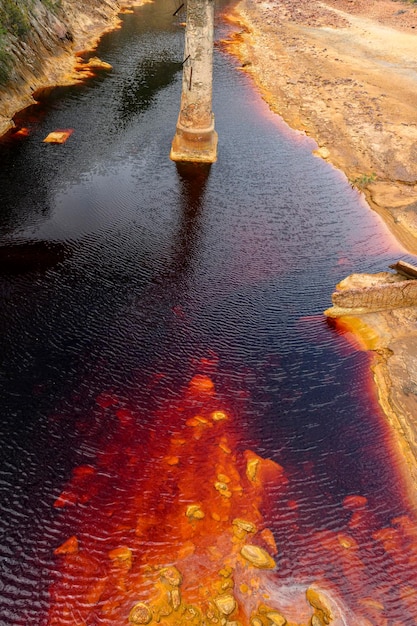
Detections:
[172, 163, 210, 283]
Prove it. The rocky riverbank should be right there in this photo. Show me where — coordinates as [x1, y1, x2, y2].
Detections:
[223, 0, 417, 254]
[223, 0, 417, 504]
[325, 269, 417, 505]
[0, 0, 146, 137]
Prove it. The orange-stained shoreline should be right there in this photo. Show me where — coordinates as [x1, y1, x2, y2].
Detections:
[220, 0, 417, 522]
[324, 267, 417, 514]
[327, 309, 417, 516]
[221, 0, 417, 255]
[0, 0, 151, 138]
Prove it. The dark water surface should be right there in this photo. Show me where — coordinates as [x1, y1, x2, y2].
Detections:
[1, 1, 417, 623]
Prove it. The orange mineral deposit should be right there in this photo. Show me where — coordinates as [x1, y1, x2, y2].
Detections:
[47, 363, 417, 626]
[47, 367, 295, 625]
[43, 129, 74, 144]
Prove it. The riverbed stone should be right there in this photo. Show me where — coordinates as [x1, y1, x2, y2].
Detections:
[240, 545, 276, 569]
[214, 594, 236, 615]
[128, 602, 152, 624]
[186, 504, 205, 519]
[221, 578, 234, 591]
[313, 146, 330, 159]
[54, 535, 79, 555]
[215, 481, 232, 498]
[182, 604, 202, 625]
[43, 129, 73, 144]
[189, 375, 215, 393]
[169, 588, 181, 610]
[232, 518, 257, 534]
[165, 455, 179, 465]
[246, 458, 260, 482]
[337, 533, 358, 550]
[108, 546, 133, 568]
[342, 494, 368, 510]
[266, 611, 287, 626]
[212, 410, 228, 421]
[306, 588, 332, 624]
[160, 565, 182, 587]
[260, 528, 278, 555]
[86, 56, 112, 70]
[218, 439, 232, 455]
[219, 565, 233, 578]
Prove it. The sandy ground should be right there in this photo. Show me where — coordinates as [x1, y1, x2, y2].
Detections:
[223, 0, 417, 253]
[223, 0, 417, 504]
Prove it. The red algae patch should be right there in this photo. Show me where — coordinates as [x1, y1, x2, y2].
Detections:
[43, 129, 74, 144]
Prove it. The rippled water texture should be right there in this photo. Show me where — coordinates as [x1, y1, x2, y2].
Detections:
[1, 1, 417, 623]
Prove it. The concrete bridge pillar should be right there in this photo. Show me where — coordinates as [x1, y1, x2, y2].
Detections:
[170, 0, 218, 163]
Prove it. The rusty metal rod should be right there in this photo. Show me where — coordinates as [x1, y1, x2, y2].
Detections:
[173, 3, 184, 16]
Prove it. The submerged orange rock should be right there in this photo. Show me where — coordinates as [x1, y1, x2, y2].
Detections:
[54, 535, 79, 556]
[43, 129, 74, 144]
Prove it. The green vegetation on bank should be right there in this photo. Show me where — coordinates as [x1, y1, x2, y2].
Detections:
[0, 23, 12, 85]
[0, 0, 32, 85]
[350, 172, 377, 189]
[0, 0, 60, 86]
[0, 0, 31, 38]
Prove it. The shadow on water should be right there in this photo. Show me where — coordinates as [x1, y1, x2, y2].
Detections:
[172, 162, 211, 273]
[0, 240, 69, 274]
[118, 57, 182, 121]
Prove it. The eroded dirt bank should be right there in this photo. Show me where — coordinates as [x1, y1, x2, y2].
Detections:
[0, 0, 146, 137]
[224, 0, 417, 253]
